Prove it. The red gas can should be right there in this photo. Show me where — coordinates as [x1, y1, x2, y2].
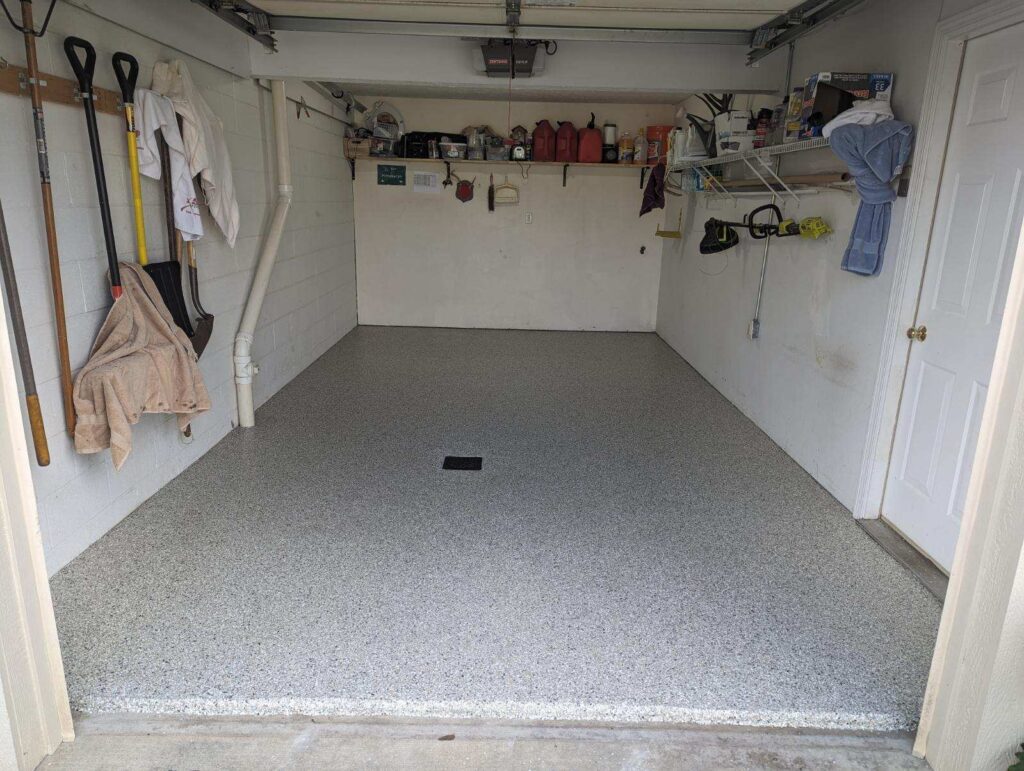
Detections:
[577, 112, 602, 163]
[555, 120, 577, 163]
[532, 120, 556, 162]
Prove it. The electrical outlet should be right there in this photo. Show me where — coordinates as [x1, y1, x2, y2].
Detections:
[525, 212, 533, 224]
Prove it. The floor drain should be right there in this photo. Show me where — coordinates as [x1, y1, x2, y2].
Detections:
[442, 456, 482, 471]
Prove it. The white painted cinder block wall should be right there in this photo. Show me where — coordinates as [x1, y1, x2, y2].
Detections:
[655, 0, 945, 510]
[354, 98, 672, 331]
[0, 4, 356, 575]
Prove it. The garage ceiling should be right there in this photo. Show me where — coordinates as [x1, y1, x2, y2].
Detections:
[251, 0, 799, 31]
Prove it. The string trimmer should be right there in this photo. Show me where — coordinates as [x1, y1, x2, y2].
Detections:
[700, 204, 831, 254]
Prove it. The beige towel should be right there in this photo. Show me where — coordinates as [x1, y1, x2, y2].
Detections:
[73, 263, 211, 469]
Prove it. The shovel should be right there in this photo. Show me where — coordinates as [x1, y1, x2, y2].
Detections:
[112, 50, 194, 336]
[157, 133, 213, 356]
[65, 37, 121, 298]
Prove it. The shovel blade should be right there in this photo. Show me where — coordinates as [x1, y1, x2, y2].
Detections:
[190, 314, 214, 358]
[144, 262, 195, 337]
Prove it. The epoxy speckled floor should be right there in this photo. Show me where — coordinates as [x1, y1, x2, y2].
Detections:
[51, 327, 942, 730]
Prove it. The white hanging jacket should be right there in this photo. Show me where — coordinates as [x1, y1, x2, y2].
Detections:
[151, 60, 239, 248]
[134, 88, 204, 242]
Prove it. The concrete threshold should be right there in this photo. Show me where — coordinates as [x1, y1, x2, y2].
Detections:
[40, 713, 928, 770]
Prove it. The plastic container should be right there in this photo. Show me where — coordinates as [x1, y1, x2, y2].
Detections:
[577, 114, 602, 163]
[532, 120, 556, 162]
[556, 120, 578, 162]
[646, 125, 673, 163]
[633, 128, 648, 166]
[439, 140, 467, 159]
[485, 144, 510, 161]
[617, 131, 633, 164]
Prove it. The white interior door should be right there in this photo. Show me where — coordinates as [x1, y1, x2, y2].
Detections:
[884, 22, 1024, 572]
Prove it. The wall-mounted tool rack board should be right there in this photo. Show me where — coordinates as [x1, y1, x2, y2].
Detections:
[0, 62, 123, 115]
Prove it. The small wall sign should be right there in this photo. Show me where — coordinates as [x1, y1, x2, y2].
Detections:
[377, 164, 406, 186]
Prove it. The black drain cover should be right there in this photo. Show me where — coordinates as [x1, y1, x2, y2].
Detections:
[442, 456, 482, 471]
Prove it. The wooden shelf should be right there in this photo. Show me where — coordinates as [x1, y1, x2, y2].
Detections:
[350, 155, 655, 187]
[353, 156, 652, 171]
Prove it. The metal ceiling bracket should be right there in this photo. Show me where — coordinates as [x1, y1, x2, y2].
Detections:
[268, 17, 750, 46]
[747, 0, 866, 64]
[506, 0, 521, 32]
[190, 0, 277, 51]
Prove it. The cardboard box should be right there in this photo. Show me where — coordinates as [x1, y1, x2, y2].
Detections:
[714, 110, 755, 154]
[799, 72, 894, 137]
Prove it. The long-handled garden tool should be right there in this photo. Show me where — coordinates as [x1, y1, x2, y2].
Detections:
[156, 130, 213, 355]
[10, 0, 76, 436]
[64, 37, 121, 298]
[0, 199, 49, 465]
[112, 50, 197, 337]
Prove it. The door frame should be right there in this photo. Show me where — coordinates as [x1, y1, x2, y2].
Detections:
[853, 0, 1024, 523]
[0, 285, 73, 765]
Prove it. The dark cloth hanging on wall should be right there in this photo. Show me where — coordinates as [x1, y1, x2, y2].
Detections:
[640, 163, 666, 217]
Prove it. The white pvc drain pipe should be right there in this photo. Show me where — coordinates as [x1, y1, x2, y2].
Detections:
[234, 79, 292, 428]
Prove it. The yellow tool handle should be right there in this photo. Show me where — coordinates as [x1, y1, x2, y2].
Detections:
[124, 103, 148, 266]
[26, 394, 50, 466]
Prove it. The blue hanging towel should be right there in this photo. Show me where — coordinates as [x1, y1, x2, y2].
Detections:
[829, 120, 914, 276]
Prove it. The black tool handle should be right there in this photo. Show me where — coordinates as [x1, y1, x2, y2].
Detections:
[65, 36, 121, 296]
[63, 36, 96, 94]
[747, 203, 783, 239]
[111, 52, 139, 104]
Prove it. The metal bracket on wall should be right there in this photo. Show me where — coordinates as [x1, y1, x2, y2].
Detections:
[640, 166, 648, 189]
[348, 159, 355, 180]
[562, 164, 569, 187]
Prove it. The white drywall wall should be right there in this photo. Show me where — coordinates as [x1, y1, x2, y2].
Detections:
[0, 4, 356, 575]
[655, 0, 942, 511]
[354, 99, 669, 331]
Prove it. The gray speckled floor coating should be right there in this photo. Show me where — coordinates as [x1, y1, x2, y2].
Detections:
[50, 327, 942, 730]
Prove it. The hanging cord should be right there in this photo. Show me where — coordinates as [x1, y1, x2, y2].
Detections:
[0, 0, 58, 35]
[506, 29, 516, 137]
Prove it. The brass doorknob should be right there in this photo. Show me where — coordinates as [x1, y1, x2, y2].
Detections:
[907, 325, 928, 342]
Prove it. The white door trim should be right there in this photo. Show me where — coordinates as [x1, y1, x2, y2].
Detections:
[0, 284, 73, 762]
[913, 141, 1024, 769]
[853, 0, 1024, 522]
